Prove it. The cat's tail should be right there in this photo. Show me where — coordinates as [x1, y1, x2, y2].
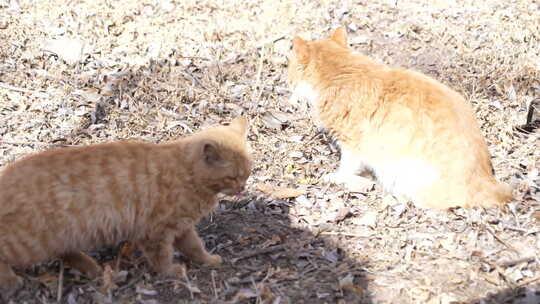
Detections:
[471, 179, 513, 208]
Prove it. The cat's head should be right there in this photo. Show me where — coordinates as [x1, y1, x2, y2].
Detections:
[189, 116, 252, 195]
[287, 26, 350, 105]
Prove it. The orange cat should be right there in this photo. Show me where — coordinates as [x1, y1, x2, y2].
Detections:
[0, 117, 252, 298]
[288, 27, 512, 210]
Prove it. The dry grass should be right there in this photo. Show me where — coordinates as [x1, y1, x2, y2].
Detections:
[0, 0, 539, 303]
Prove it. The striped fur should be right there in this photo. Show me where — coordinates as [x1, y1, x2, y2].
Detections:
[0, 117, 252, 297]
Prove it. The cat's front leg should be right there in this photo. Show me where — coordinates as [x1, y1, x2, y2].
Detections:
[138, 235, 187, 278]
[174, 226, 221, 266]
[324, 146, 365, 182]
[323, 147, 374, 193]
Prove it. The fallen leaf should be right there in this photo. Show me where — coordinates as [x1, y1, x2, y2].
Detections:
[66, 292, 78, 304]
[351, 211, 378, 228]
[100, 264, 117, 294]
[37, 273, 58, 282]
[261, 111, 291, 129]
[479, 271, 501, 286]
[181, 281, 201, 294]
[298, 178, 312, 184]
[271, 234, 281, 243]
[271, 188, 306, 199]
[437, 293, 460, 304]
[334, 206, 351, 221]
[43, 37, 86, 65]
[228, 288, 258, 303]
[295, 195, 313, 207]
[260, 284, 278, 304]
[288, 151, 303, 159]
[339, 273, 363, 297]
[322, 248, 339, 263]
[261, 234, 282, 248]
[9, 0, 21, 11]
[119, 242, 136, 260]
[439, 236, 456, 251]
[135, 285, 158, 296]
[257, 184, 306, 199]
[72, 88, 102, 103]
[114, 270, 129, 284]
[323, 206, 351, 223]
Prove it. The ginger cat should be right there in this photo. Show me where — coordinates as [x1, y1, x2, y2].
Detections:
[0, 117, 252, 298]
[288, 27, 513, 210]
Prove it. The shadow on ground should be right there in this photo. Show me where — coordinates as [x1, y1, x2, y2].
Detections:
[470, 285, 540, 304]
[6, 192, 372, 303]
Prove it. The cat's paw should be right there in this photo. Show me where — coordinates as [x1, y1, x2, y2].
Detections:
[324, 172, 375, 193]
[84, 264, 103, 279]
[0, 274, 23, 300]
[203, 254, 222, 266]
[163, 263, 187, 279]
[323, 172, 348, 185]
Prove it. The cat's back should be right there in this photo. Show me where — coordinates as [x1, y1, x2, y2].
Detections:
[0, 141, 165, 264]
[0, 141, 154, 196]
[0, 140, 164, 227]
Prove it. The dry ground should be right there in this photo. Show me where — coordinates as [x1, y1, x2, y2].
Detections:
[1, 0, 539, 303]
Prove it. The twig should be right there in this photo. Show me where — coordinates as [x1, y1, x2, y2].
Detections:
[228, 267, 275, 286]
[0, 141, 44, 146]
[177, 56, 212, 61]
[479, 271, 500, 286]
[211, 270, 218, 300]
[319, 231, 372, 238]
[181, 71, 208, 90]
[116, 272, 145, 293]
[517, 275, 540, 287]
[222, 35, 286, 65]
[57, 261, 64, 303]
[0, 82, 48, 97]
[498, 256, 539, 267]
[504, 226, 530, 233]
[181, 69, 239, 103]
[526, 230, 540, 236]
[485, 225, 519, 253]
[0, 141, 76, 147]
[253, 44, 265, 106]
[232, 244, 286, 263]
[504, 226, 540, 236]
[228, 276, 262, 285]
[495, 265, 516, 289]
[183, 276, 195, 300]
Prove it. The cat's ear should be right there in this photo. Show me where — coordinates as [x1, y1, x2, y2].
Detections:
[229, 116, 249, 138]
[330, 26, 348, 47]
[202, 141, 229, 168]
[292, 36, 310, 65]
